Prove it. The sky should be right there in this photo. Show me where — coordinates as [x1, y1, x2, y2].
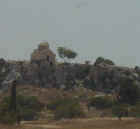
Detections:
[0, 0, 140, 66]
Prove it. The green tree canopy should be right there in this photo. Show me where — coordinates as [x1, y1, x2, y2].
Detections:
[57, 47, 77, 62]
[94, 57, 115, 66]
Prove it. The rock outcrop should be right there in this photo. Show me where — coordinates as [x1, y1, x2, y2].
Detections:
[0, 43, 140, 93]
[90, 63, 140, 93]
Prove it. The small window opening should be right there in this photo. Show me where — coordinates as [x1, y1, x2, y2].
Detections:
[50, 62, 53, 66]
[47, 56, 50, 61]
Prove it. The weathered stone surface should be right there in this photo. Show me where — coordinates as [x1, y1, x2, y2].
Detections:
[31, 42, 56, 66]
[1, 43, 140, 93]
[89, 63, 140, 93]
[1, 59, 140, 93]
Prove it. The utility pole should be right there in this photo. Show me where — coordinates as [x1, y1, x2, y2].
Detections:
[9, 80, 17, 113]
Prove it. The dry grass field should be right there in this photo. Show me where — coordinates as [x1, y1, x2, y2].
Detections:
[2, 118, 140, 129]
[53, 119, 140, 129]
[0, 85, 95, 105]
[1, 86, 140, 129]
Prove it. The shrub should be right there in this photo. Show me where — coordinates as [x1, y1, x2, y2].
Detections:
[47, 98, 85, 120]
[0, 112, 17, 125]
[47, 98, 65, 111]
[21, 108, 40, 121]
[112, 104, 129, 117]
[0, 95, 42, 124]
[118, 79, 140, 105]
[128, 103, 140, 117]
[112, 102, 140, 118]
[94, 57, 115, 66]
[88, 96, 114, 110]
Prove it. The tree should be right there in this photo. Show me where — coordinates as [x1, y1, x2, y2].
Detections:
[57, 47, 77, 63]
[94, 57, 115, 66]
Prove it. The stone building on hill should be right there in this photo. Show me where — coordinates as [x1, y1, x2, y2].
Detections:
[31, 42, 56, 66]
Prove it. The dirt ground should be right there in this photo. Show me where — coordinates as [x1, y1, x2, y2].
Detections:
[2, 118, 140, 129]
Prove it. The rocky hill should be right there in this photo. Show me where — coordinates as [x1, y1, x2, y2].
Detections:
[0, 43, 140, 93]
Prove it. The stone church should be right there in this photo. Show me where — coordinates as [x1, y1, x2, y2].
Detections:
[31, 42, 56, 66]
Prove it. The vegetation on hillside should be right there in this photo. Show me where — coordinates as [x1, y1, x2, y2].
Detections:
[1, 45, 140, 125]
[47, 97, 85, 120]
[0, 94, 42, 124]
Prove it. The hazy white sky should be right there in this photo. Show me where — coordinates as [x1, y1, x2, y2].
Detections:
[0, 0, 140, 66]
